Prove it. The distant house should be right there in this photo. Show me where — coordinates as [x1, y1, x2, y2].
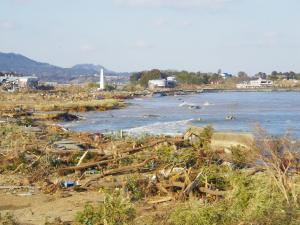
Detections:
[0, 73, 39, 91]
[148, 79, 166, 89]
[237, 78, 273, 89]
[18, 76, 39, 89]
[221, 73, 233, 79]
[148, 76, 177, 89]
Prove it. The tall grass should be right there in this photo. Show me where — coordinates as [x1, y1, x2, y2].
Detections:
[168, 133, 300, 225]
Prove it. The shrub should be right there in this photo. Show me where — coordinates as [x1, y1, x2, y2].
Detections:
[75, 190, 136, 225]
[192, 126, 214, 152]
[156, 145, 174, 163]
[230, 145, 248, 168]
[168, 172, 300, 225]
[125, 175, 145, 201]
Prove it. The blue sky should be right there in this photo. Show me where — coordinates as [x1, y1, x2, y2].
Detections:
[1, 0, 300, 74]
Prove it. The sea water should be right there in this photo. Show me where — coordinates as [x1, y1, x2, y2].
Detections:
[63, 92, 300, 138]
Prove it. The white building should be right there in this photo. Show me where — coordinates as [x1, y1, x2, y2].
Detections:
[148, 79, 167, 89]
[221, 73, 233, 79]
[237, 78, 273, 89]
[18, 76, 39, 89]
[148, 76, 177, 89]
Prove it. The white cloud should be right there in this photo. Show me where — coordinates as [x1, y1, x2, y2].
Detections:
[114, 0, 236, 9]
[259, 32, 279, 47]
[152, 18, 192, 29]
[80, 44, 95, 52]
[134, 40, 153, 49]
[154, 18, 168, 27]
[0, 21, 16, 30]
[182, 21, 192, 28]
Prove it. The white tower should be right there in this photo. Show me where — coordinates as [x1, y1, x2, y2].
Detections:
[99, 68, 105, 90]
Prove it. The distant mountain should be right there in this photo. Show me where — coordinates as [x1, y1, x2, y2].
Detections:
[0, 52, 128, 83]
[71, 64, 105, 72]
[71, 64, 118, 76]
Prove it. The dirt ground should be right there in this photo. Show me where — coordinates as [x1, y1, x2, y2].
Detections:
[0, 190, 104, 224]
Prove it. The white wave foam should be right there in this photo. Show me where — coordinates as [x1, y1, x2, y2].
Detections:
[125, 119, 192, 136]
[203, 101, 214, 106]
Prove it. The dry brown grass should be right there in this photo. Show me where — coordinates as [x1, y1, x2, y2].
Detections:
[0, 86, 126, 114]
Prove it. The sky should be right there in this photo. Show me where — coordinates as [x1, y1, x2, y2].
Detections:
[1, 0, 300, 74]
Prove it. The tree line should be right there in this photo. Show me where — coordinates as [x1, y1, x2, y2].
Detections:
[130, 69, 300, 87]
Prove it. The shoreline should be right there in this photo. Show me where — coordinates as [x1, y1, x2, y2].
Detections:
[201, 87, 300, 93]
[131, 88, 300, 97]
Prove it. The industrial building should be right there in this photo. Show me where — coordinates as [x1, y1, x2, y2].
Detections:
[236, 78, 273, 89]
[148, 76, 177, 89]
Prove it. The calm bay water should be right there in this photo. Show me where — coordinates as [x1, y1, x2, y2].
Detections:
[63, 92, 300, 137]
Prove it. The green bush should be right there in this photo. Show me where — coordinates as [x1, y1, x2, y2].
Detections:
[125, 176, 145, 201]
[168, 173, 300, 225]
[156, 145, 174, 163]
[230, 145, 248, 168]
[75, 190, 136, 225]
[192, 126, 214, 152]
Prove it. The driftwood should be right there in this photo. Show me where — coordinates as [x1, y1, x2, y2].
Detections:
[58, 141, 165, 175]
[58, 155, 130, 175]
[182, 172, 202, 196]
[82, 158, 157, 187]
[147, 196, 173, 204]
[46, 148, 105, 155]
[77, 151, 89, 166]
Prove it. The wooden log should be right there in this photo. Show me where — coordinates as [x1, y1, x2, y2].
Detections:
[58, 140, 165, 175]
[58, 155, 130, 175]
[47, 149, 105, 155]
[182, 172, 202, 196]
[77, 151, 89, 166]
[147, 196, 173, 204]
[82, 158, 156, 187]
